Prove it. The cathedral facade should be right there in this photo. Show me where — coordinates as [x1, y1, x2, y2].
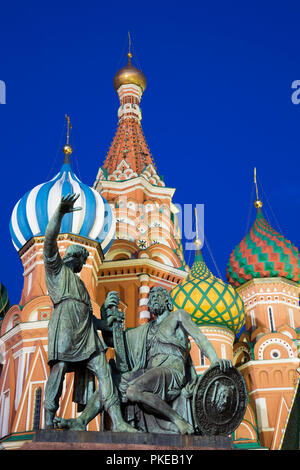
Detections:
[0, 51, 299, 450]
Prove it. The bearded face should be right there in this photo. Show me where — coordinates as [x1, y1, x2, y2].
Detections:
[148, 287, 173, 317]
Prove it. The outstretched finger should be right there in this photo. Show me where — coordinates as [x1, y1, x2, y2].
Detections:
[61, 193, 71, 202]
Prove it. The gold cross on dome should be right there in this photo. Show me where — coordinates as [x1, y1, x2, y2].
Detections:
[65, 114, 72, 145]
[194, 207, 202, 248]
[128, 31, 132, 59]
[254, 167, 259, 200]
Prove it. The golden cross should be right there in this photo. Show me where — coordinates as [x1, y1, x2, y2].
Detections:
[65, 114, 72, 145]
[194, 207, 202, 247]
[254, 167, 259, 200]
[195, 207, 199, 240]
[128, 31, 132, 59]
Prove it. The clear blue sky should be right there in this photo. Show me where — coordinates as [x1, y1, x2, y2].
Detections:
[0, 0, 300, 305]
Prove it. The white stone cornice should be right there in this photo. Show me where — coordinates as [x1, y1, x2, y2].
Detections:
[98, 177, 175, 198]
[237, 277, 300, 291]
[99, 257, 187, 278]
[243, 290, 299, 302]
[238, 358, 300, 372]
[0, 320, 49, 344]
[199, 326, 235, 341]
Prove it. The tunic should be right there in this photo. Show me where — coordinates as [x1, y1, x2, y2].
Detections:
[120, 319, 196, 433]
[44, 250, 106, 365]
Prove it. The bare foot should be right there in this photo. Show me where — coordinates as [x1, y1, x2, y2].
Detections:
[112, 422, 141, 433]
[53, 417, 86, 431]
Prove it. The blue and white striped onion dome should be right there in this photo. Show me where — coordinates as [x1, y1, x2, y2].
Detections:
[9, 158, 116, 254]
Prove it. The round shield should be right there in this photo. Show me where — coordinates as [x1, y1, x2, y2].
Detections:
[192, 365, 247, 436]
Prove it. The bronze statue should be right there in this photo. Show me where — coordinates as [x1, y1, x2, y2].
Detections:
[54, 283, 233, 434]
[114, 286, 232, 434]
[45, 194, 246, 435]
[43, 194, 136, 432]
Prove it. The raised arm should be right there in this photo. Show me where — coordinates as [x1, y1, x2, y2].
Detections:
[44, 194, 81, 259]
[176, 309, 232, 372]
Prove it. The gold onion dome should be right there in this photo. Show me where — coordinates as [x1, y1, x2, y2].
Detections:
[113, 52, 147, 92]
[171, 249, 245, 335]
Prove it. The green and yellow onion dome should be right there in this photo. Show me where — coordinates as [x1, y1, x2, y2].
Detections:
[171, 249, 245, 335]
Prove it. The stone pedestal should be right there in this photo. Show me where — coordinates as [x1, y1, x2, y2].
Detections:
[21, 429, 233, 451]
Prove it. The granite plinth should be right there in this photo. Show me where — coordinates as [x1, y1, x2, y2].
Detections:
[21, 429, 233, 450]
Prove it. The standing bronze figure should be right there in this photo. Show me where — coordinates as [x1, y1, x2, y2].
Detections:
[43, 194, 136, 432]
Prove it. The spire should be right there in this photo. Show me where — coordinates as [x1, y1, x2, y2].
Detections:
[128, 31, 132, 60]
[194, 207, 204, 262]
[63, 114, 73, 163]
[97, 44, 164, 186]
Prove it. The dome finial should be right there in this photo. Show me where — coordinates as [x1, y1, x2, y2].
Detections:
[194, 207, 204, 263]
[254, 167, 263, 209]
[63, 114, 73, 161]
[194, 207, 202, 248]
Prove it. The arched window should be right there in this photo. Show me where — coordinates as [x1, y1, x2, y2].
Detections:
[12, 314, 20, 328]
[32, 387, 42, 430]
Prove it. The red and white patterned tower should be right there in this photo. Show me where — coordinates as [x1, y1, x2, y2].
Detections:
[93, 51, 187, 327]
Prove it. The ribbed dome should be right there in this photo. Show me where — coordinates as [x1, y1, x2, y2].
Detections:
[171, 251, 245, 334]
[227, 208, 300, 288]
[9, 154, 116, 254]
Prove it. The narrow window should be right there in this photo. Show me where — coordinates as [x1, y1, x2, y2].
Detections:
[33, 387, 42, 430]
[268, 306, 275, 332]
